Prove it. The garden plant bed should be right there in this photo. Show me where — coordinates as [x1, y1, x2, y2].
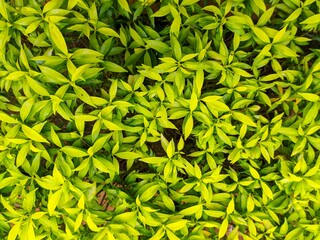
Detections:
[0, 0, 320, 239]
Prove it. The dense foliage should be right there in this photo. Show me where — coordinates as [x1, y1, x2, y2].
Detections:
[0, 0, 320, 239]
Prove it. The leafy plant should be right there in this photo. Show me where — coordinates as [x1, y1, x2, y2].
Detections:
[0, 0, 320, 239]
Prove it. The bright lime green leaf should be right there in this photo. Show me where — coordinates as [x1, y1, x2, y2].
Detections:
[49, 23, 68, 55]
[86, 214, 100, 232]
[61, 146, 89, 158]
[252, 26, 270, 43]
[179, 204, 202, 216]
[98, 27, 120, 38]
[118, 0, 131, 13]
[226, 198, 234, 214]
[22, 125, 49, 143]
[113, 211, 136, 223]
[16, 143, 30, 167]
[115, 152, 141, 159]
[152, 5, 170, 17]
[8, 221, 21, 240]
[184, 114, 193, 139]
[48, 189, 62, 216]
[284, 8, 302, 22]
[261, 181, 273, 199]
[301, 14, 320, 25]
[103, 61, 127, 73]
[219, 218, 229, 239]
[139, 185, 159, 202]
[233, 111, 257, 127]
[298, 92, 319, 102]
[146, 40, 170, 54]
[249, 166, 260, 179]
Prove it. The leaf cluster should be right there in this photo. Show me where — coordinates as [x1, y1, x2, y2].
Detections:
[0, 0, 320, 239]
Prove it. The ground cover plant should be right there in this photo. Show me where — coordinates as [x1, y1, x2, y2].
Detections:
[0, 0, 320, 239]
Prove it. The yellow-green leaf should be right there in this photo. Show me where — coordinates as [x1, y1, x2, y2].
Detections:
[252, 26, 270, 43]
[139, 185, 159, 202]
[47, 189, 62, 216]
[49, 23, 68, 55]
[219, 218, 229, 239]
[233, 111, 257, 127]
[61, 146, 89, 158]
[21, 125, 49, 143]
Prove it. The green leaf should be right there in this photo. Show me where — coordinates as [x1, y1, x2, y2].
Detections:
[150, 228, 165, 240]
[166, 229, 180, 240]
[301, 14, 320, 25]
[247, 194, 255, 212]
[227, 198, 234, 214]
[251, 26, 270, 43]
[61, 146, 89, 158]
[86, 214, 100, 232]
[170, 16, 181, 37]
[232, 67, 252, 77]
[140, 157, 168, 164]
[273, 26, 287, 43]
[298, 93, 319, 102]
[0, 177, 17, 190]
[0, 0, 8, 21]
[50, 126, 62, 147]
[249, 166, 260, 179]
[273, 44, 298, 58]
[26, 76, 50, 96]
[17, 143, 30, 167]
[232, 111, 257, 127]
[181, 0, 199, 6]
[8, 221, 21, 240]
[113, 211, 136, 223]
[267, 208, 279, 224]
[166, 139, 175, 159]
[284, 228, 303, 240]
[189, 91, 198, 112]
[102, 119, 124, 131]
[118, 0, 131, 13]
[164, 83, 175, 104]
[146, 40, 171, 54]
[204, 210, 225, 218]
[284, 8, 302, 22]
[261, 181, 273, 200]
[162, 194, 175, 212]
[115, 152, 141, 159]
[74, 86, 95, 107]
[93, 157, 114, 173]
[129, 27, 144, 46]
[22, 125, 49, 143]
[74, 212, 83, 232]
[179, 204, 202, 216]
[0, 111, 19, 123]
[219, 218, 229, 239]
[216, 127, 232, 146]
[98, 27, 120, 38]
[152, 5, 171, 17]
[138, 69, 162, 81]
[140, 184, 160, 202]
[39, 65, 70, 84]
[184, 114, 193, 139]
[48, 23, 68, 55]
[43, 0, 62, 13]
[171, 35, 182, 60]
[260, 145, 271, 163]
[47, 189, 62, 216]
[20, 97, 34, 122]
[257, 7, 275, 26]
[103, 61, 127, 73]
[279, 218, 288, 235]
